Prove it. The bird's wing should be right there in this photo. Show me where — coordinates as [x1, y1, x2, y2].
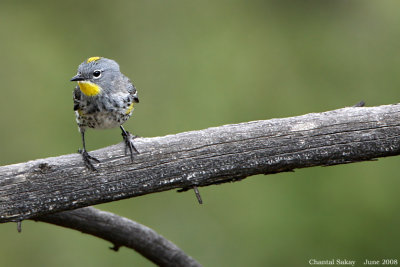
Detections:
[125, 77, 139, 103]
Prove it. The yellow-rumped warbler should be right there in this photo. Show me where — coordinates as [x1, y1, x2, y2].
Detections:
[70, 57, 139, 170]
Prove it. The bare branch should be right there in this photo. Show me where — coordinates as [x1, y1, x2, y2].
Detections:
[1, 104, 400, 223]
[34, 207, 201, 267]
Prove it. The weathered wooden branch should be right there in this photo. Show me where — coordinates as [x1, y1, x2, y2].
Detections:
[1, 104, 400, 223]
[35, 207, 201, 267]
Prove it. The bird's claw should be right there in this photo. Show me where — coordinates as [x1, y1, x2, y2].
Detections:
[121, 131, 139, 161]
[79, 149, 100, 171]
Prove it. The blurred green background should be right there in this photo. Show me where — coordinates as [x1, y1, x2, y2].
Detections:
[1, 0, 400, 266]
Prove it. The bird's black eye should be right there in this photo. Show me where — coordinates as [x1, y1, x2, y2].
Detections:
[93, 70, 101, 78]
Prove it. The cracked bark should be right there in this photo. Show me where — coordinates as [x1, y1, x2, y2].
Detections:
[1, 104, 400, 223]
[2, 103, 400, 266]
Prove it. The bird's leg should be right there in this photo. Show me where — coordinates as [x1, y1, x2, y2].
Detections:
[120, 125, 139, 161]
[78, 131, 100, 171]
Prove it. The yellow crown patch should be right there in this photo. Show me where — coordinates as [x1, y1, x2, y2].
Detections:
[87, 56, 101, 63]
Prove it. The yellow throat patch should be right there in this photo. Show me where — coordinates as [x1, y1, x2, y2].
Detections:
[87, 56, 101, 63]
[125, 102, 134, 114]
[78, 81, 101, 96]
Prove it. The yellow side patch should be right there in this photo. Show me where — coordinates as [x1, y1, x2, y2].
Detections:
[87, 56, 101, 63]
[78, 81, 101, 96]
[125, 102, 134, 114]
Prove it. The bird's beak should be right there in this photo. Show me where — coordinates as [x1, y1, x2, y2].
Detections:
[70, 74, 85, 81]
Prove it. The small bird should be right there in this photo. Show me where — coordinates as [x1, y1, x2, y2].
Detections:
[70, 57, 139, 170]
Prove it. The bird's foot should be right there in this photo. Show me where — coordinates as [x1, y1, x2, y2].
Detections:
[121, 131, 139, 161]
[78, 149, 100, 171]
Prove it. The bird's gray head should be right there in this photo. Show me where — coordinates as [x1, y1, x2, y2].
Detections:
[70, 57, 122, 96]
